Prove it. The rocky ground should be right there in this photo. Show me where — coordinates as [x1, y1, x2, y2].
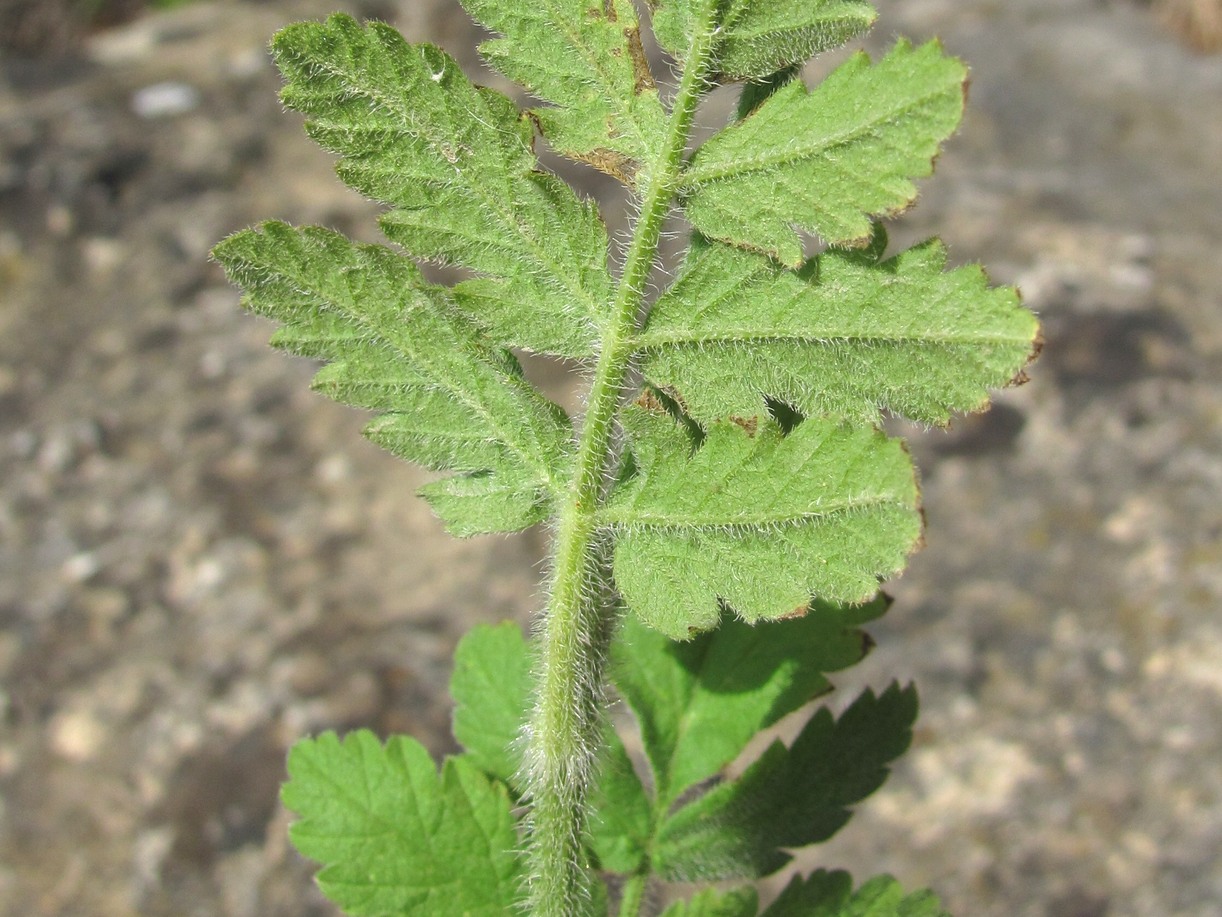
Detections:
[1, 1, 1220, 915]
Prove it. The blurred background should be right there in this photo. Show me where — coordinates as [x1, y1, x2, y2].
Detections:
[1, 0, 1220, 914]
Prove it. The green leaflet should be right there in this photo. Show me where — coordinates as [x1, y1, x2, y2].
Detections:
[609, 599, 886, 806]
[586, 724, 654, 873]
[459, 0, 667, 186]
[652, 0, 877, 80]
[451, 623, 532, 786]
[681, 39, 967, 265]
[212, 222, 571, 536]
[762, 871, 950, 917]
[282, 731, 524, 916]
[658, 872, 949, 917]
[659, 875, 943, 917]
[272, 14, 612, 356]
[660, 888, 760, 917]
[714, 1, 878, 79]
[638, 232, 1040, 425]
[601, 408, 921, 639]
[654, 684, 918, 880]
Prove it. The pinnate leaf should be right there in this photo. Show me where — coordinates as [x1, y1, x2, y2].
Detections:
[212, 222, 571, 535]
[602, 409, 920, 638]
[459, 0, 667, 185]
[608, 599, 887, 805]
[681, 39, 967, 264]
[282, 731, 524, 916]
[762, 871, 950, 917]
[272, 14, 612, 356]
[654, 684, 918, 879]
[639, 231, 1039, 425]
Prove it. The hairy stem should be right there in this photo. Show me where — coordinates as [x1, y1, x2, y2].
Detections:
[522, 3, 720, 914]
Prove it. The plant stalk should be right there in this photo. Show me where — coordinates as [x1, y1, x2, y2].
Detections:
[522, 3, 721, 914]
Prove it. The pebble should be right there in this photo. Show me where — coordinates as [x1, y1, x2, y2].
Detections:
[61, 551, 101, 584]
[49, 708, 107, 762]
[130, 82, 201, 119]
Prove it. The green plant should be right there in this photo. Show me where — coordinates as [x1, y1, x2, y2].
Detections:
[213, 2, 1039, 915]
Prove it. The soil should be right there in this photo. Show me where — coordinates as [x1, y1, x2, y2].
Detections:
[1, 1, 1220, 915]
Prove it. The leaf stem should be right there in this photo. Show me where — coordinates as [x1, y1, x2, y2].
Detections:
[522, 3, 721, 915]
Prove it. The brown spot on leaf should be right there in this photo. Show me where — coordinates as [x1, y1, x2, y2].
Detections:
[570, 147, 638, 186]
[524, 110, 544, 151]
[730, 415, 759, 436]
[777, 604, 810, 621]
[659, 385, 688, 414]
[625, 27, 656, 93]
[634, 389, 668, 414]
[1029, 324, 1046, 362]
[603, 0, 617, 22]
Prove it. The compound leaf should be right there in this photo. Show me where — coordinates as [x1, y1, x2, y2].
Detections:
[655, 684, 918, 880]
[762, 871, 950, 917]
[681, 39, 967, 265]
[282, 731, 524, 916]
[459, 0, 667, 186]
[638, 232, 1039, 425]
[451, 623, 532, 787]
[272, 14, 612, 356]
[609, 598, 887, 805]
[601, 409, 920, 639]
[213, 222, 571, 536]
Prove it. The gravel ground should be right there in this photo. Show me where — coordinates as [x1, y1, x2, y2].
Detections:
[1, 1, 1219, 915]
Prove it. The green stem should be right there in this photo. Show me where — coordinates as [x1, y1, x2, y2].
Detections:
[522, 4, 721, 915]
[617, 875, 648, 917]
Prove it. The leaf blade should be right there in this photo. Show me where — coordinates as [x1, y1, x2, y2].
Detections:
[282, 731, 524, 916]
[680, 40, 967, 264]
[610, 597, 888, 805]
[659, 887, 760, 917]
[459, 0, 667, 184]
[587, 724, 654, 874]
[715, 0, 878, 79]
[271, 14, 612, 356]
[639, 233, 1040, 425]
[762, 871, 950, 917]
[451, 623, 532, 786]
[654, 684, 919, 880]
[603, 410, 921, 639]
[213, 222, 572, 535]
